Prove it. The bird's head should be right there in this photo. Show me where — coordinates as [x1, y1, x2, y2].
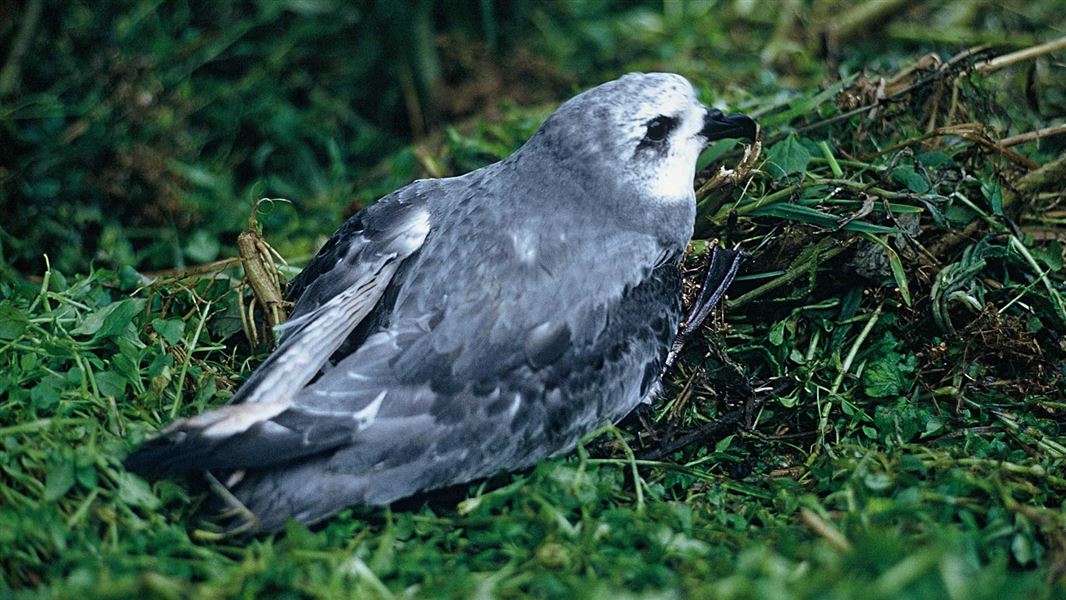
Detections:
[525, 72, 757, 204]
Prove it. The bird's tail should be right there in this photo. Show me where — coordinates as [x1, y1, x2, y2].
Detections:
[122, 401, 363, 477]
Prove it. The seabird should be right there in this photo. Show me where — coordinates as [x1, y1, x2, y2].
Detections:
[124, 72, 757, 532]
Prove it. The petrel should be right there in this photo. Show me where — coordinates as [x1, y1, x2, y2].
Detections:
[124, 73, 757, 532]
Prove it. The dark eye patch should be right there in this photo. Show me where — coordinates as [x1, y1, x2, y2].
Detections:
[643, 115, 676, 144]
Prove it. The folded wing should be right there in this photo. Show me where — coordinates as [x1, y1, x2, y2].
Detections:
[123, 188, 431, 476]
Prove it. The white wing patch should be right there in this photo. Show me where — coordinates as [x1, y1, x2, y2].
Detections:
[172, 401, 292, 438]
[396, 209, 431, 255]
[352, 390, 387, 428]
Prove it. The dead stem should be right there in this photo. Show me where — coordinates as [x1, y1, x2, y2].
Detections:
[975, 35, 1066, 74]
[1000, 124, 1066, 148]
[237, 199, 290, 339]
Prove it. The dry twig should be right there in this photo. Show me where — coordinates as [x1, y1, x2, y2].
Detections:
[237, 199, 291, 344]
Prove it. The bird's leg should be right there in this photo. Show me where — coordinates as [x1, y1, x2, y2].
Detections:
[637, 247, 746, 458]
[636, 379, 773, 462]
[664, 246, 746, 370]
[201, 470, 260, 535]
[633, 403, 663, 443]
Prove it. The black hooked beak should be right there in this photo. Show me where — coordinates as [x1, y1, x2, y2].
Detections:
[701, 109, 758, 142]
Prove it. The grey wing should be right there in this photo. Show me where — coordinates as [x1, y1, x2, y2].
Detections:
[232, 194, 431, 406]
[227, 261, 685, 531]
[123, 187, 431, 476]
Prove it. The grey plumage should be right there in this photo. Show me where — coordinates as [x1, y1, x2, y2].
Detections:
[124, 72, 757, 532]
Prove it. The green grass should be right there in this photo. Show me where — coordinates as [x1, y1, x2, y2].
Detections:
[2, 2, 1066, 598]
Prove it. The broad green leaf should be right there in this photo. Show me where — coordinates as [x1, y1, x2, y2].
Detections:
[20, 352, 38, 371]
[922, 417, 945, 437]
[945, 204, 977, 226]
[96, 370, 127, 397]
[769, 321, 786, 346]
[31, 381, 61, 411]
[715, 434, 735, 453]
[0, 302, 29, 340]
[71, 298, 146, 341]
[45, 456, 76, 502]
[75, 452, 99, 489]
[1031, 241, 1062, 272]
[152, 318, 186, 346]
[147, 352, 173, 378]
[115, 472, 161, 510]
[765, 135, 811, 180]
[916, 151, 953, 167]
[117, 265, 144, 290]
[863, 351, 917, 398]
[890, 166, 930, 193]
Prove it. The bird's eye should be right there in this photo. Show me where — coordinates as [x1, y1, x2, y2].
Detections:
[644, 116, 675, 143]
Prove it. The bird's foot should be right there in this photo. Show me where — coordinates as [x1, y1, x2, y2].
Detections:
[665, 245, 746, 370]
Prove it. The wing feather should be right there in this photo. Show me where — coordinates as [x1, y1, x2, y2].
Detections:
[124, 189, 431, 476]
